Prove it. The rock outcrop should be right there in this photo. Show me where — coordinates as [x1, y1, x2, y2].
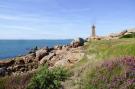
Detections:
[108, 28, 135, 39]
[70, 38, 85, 47]
[0, 60, 15, 68]
[36, 48, 49, 61]
[0, 67, 7, 76]
[54, 47, 84, 67]
[0, 38, 85, 77]
[40, 52, 56, 65]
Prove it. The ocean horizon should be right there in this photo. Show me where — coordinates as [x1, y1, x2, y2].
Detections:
[0, 39, 72, 60]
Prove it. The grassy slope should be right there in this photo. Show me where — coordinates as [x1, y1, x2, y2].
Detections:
[63, 38, 135, 89]
[0, 38, 135, 89]
[87, 38, 135, 59]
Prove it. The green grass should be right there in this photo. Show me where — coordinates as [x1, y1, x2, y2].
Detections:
[86, 38, 135, 59]
[65, 38, 135, 89]
[82, 38, 135, 89]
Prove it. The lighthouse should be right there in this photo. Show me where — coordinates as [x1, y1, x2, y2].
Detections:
[92, 25, 96, 37]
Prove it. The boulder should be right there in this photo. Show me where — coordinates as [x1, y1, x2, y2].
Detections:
[109, 33, 119, 37]
[0, 67, 7, 76]
[7, 66, 14, 74]
[0, 61, 7, 67]
[85, 38, 90, 42]
[54, 59, 69, 67]
[19, 68, 26, 72]
[36, 48, 49, 61]
[119, 30, 127, 35]
[19, 59, 25, 64]
[40, 53, 56, 65]
[22, 53, 36, 63]
[54, 45, 62, 50]
[28, 46, 38, 54]
[49, 47, 54, 51]
[124, 32, 132, 35]
[15, 59, 25, 65]
[12, 65, 25, 72]
[71, 38, 85, 47]
[0, 60, 15, 68]
[62, 45, 66, 49]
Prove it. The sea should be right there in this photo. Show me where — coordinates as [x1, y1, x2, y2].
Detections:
[0, 39, 72, 60]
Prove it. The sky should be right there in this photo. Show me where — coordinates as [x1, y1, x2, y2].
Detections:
[0, 0, 135, 39]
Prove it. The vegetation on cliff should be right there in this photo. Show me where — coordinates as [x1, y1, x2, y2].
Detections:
[0, 66, 69, 89]
[0, 38, 135, 89]
[27, 66, 69, 89]
[83, 57, 135, 89]
[62, 38, 135, 89]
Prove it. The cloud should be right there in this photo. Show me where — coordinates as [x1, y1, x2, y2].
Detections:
[0, 13, 85, 26]
[0, 0, 91, 39]
[0, 14, 23, 20]
[61, 7, 92, 13]
[0, 32, 71, 39]
[0, 14, 40, 21]
[0, 24, 33, 31]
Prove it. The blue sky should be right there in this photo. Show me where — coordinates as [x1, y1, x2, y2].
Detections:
[0, 0, 135, 39]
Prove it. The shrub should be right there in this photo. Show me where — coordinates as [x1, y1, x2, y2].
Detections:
[27, 66, 69, 89]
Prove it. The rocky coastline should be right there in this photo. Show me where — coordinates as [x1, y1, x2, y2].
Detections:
[1, 29, 135, 77]
[0, 38, 85, 77]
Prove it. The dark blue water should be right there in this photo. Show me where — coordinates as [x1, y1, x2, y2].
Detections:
[0, 40, 72, 60]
